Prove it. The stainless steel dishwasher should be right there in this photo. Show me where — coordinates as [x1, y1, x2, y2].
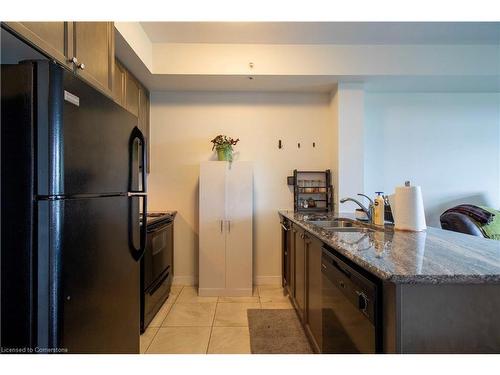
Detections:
[321, 247, 380, 353]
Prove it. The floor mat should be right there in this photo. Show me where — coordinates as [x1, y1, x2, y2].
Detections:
[247, 309, 313, 354]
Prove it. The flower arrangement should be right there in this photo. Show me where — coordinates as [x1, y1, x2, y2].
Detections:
[211, 135, 240, 161]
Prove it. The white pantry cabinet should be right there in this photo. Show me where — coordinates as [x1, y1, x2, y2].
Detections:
[199, 161, 253, 296]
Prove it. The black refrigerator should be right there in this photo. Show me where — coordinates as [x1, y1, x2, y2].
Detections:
[1, 60, 147, 353]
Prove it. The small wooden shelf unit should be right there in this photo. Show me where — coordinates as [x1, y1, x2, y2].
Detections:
[291, 169, 334, 213]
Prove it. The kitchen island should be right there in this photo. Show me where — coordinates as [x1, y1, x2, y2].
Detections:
[278, 210, 500, 354]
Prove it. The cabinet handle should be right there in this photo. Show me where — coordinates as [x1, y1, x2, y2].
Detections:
[70, 57, 85, 70]
[228, 220, 231, 233]
[356, 290, 369, 316]
[220, 220, 223, 233]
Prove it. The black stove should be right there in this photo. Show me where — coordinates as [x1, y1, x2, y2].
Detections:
[140, 211, 176, 333]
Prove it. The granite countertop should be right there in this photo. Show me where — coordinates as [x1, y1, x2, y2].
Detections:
[279, 210, 500, 284]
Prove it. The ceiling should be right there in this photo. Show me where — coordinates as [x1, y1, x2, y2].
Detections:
[140, 22, 500, 45]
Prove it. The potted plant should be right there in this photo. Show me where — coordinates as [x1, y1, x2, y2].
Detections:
[211, 135, 240, 162]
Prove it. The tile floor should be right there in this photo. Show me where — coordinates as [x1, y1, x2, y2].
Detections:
[140, 285, 293, 354]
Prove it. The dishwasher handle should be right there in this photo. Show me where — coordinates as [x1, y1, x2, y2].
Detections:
[321, 247, 377, 324]
[322, 246, 351, 278]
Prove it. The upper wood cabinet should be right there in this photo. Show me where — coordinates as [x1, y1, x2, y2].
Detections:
[125, 71, 140, 117]
[3, 22, 73, 69]
[72, 22, 114, 96]
[3, 21, 114, 97]
[112, 59, 126, 106]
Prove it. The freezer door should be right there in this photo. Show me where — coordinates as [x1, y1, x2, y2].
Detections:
[37, 62, 141, 196]
[37, 196, 140, 353]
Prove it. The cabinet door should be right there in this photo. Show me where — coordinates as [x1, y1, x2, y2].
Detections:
[73, 22, 114, 96]
[295, 227, 306, 321]
[306, 235, 323, 352]
[225, 162, 253, 295]
[4, 22, 72, 68]
[125, 71, 140, 117]
[199, 162, 227, 295]
[138, 87, 150, 173]
[112, 59, 126, 106]
[281, 219, 289, 289]
[289, 225, 297, 299]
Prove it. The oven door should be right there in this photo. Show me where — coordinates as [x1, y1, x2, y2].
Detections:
[143, 221, 173, 290]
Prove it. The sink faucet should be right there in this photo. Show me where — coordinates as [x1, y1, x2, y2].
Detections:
[340, 194, 374, 223]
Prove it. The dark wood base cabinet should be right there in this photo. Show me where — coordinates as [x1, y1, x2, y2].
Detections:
[281, 219, 381, 354]
[280, 215, 500, 354]
[282, 220, 382, 353]
[306, 234, 323, 352]
[281, 220, 324, 353]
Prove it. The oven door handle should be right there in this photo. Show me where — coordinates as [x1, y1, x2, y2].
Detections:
[147, 269, 170, 295]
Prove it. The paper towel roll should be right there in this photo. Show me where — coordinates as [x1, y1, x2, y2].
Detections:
[393, 185, 426, 232]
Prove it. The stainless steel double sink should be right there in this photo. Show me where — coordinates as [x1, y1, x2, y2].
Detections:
[306, 217, 381, 233]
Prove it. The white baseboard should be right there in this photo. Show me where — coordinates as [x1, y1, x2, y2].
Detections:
[198, 287, 253, 297]
[254, 276, 282, 286]
[173, 275, 281, 286]
[172, 275, 197, 286]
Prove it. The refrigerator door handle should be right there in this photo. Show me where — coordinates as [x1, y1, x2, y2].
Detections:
[128, 127, 148, 261]
[129, 126, 147, 194]
[128, 193, 147, 261]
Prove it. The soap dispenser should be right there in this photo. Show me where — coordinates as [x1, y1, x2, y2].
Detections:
[373, 192, 385, 226]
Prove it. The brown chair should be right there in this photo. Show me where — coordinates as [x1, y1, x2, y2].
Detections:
[440, 211, 485, 237]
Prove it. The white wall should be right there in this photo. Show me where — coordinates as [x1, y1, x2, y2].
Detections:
[364, 93, 500, 227]
[148, 92, 333, 285]
[114, 22, 153, 71]
[152, 43, 499, 76]
[336, 83, 366, 212]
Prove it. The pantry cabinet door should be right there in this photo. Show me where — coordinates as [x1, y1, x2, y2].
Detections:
[199, 162, 227, 296]
[225, 162, 253, 295]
